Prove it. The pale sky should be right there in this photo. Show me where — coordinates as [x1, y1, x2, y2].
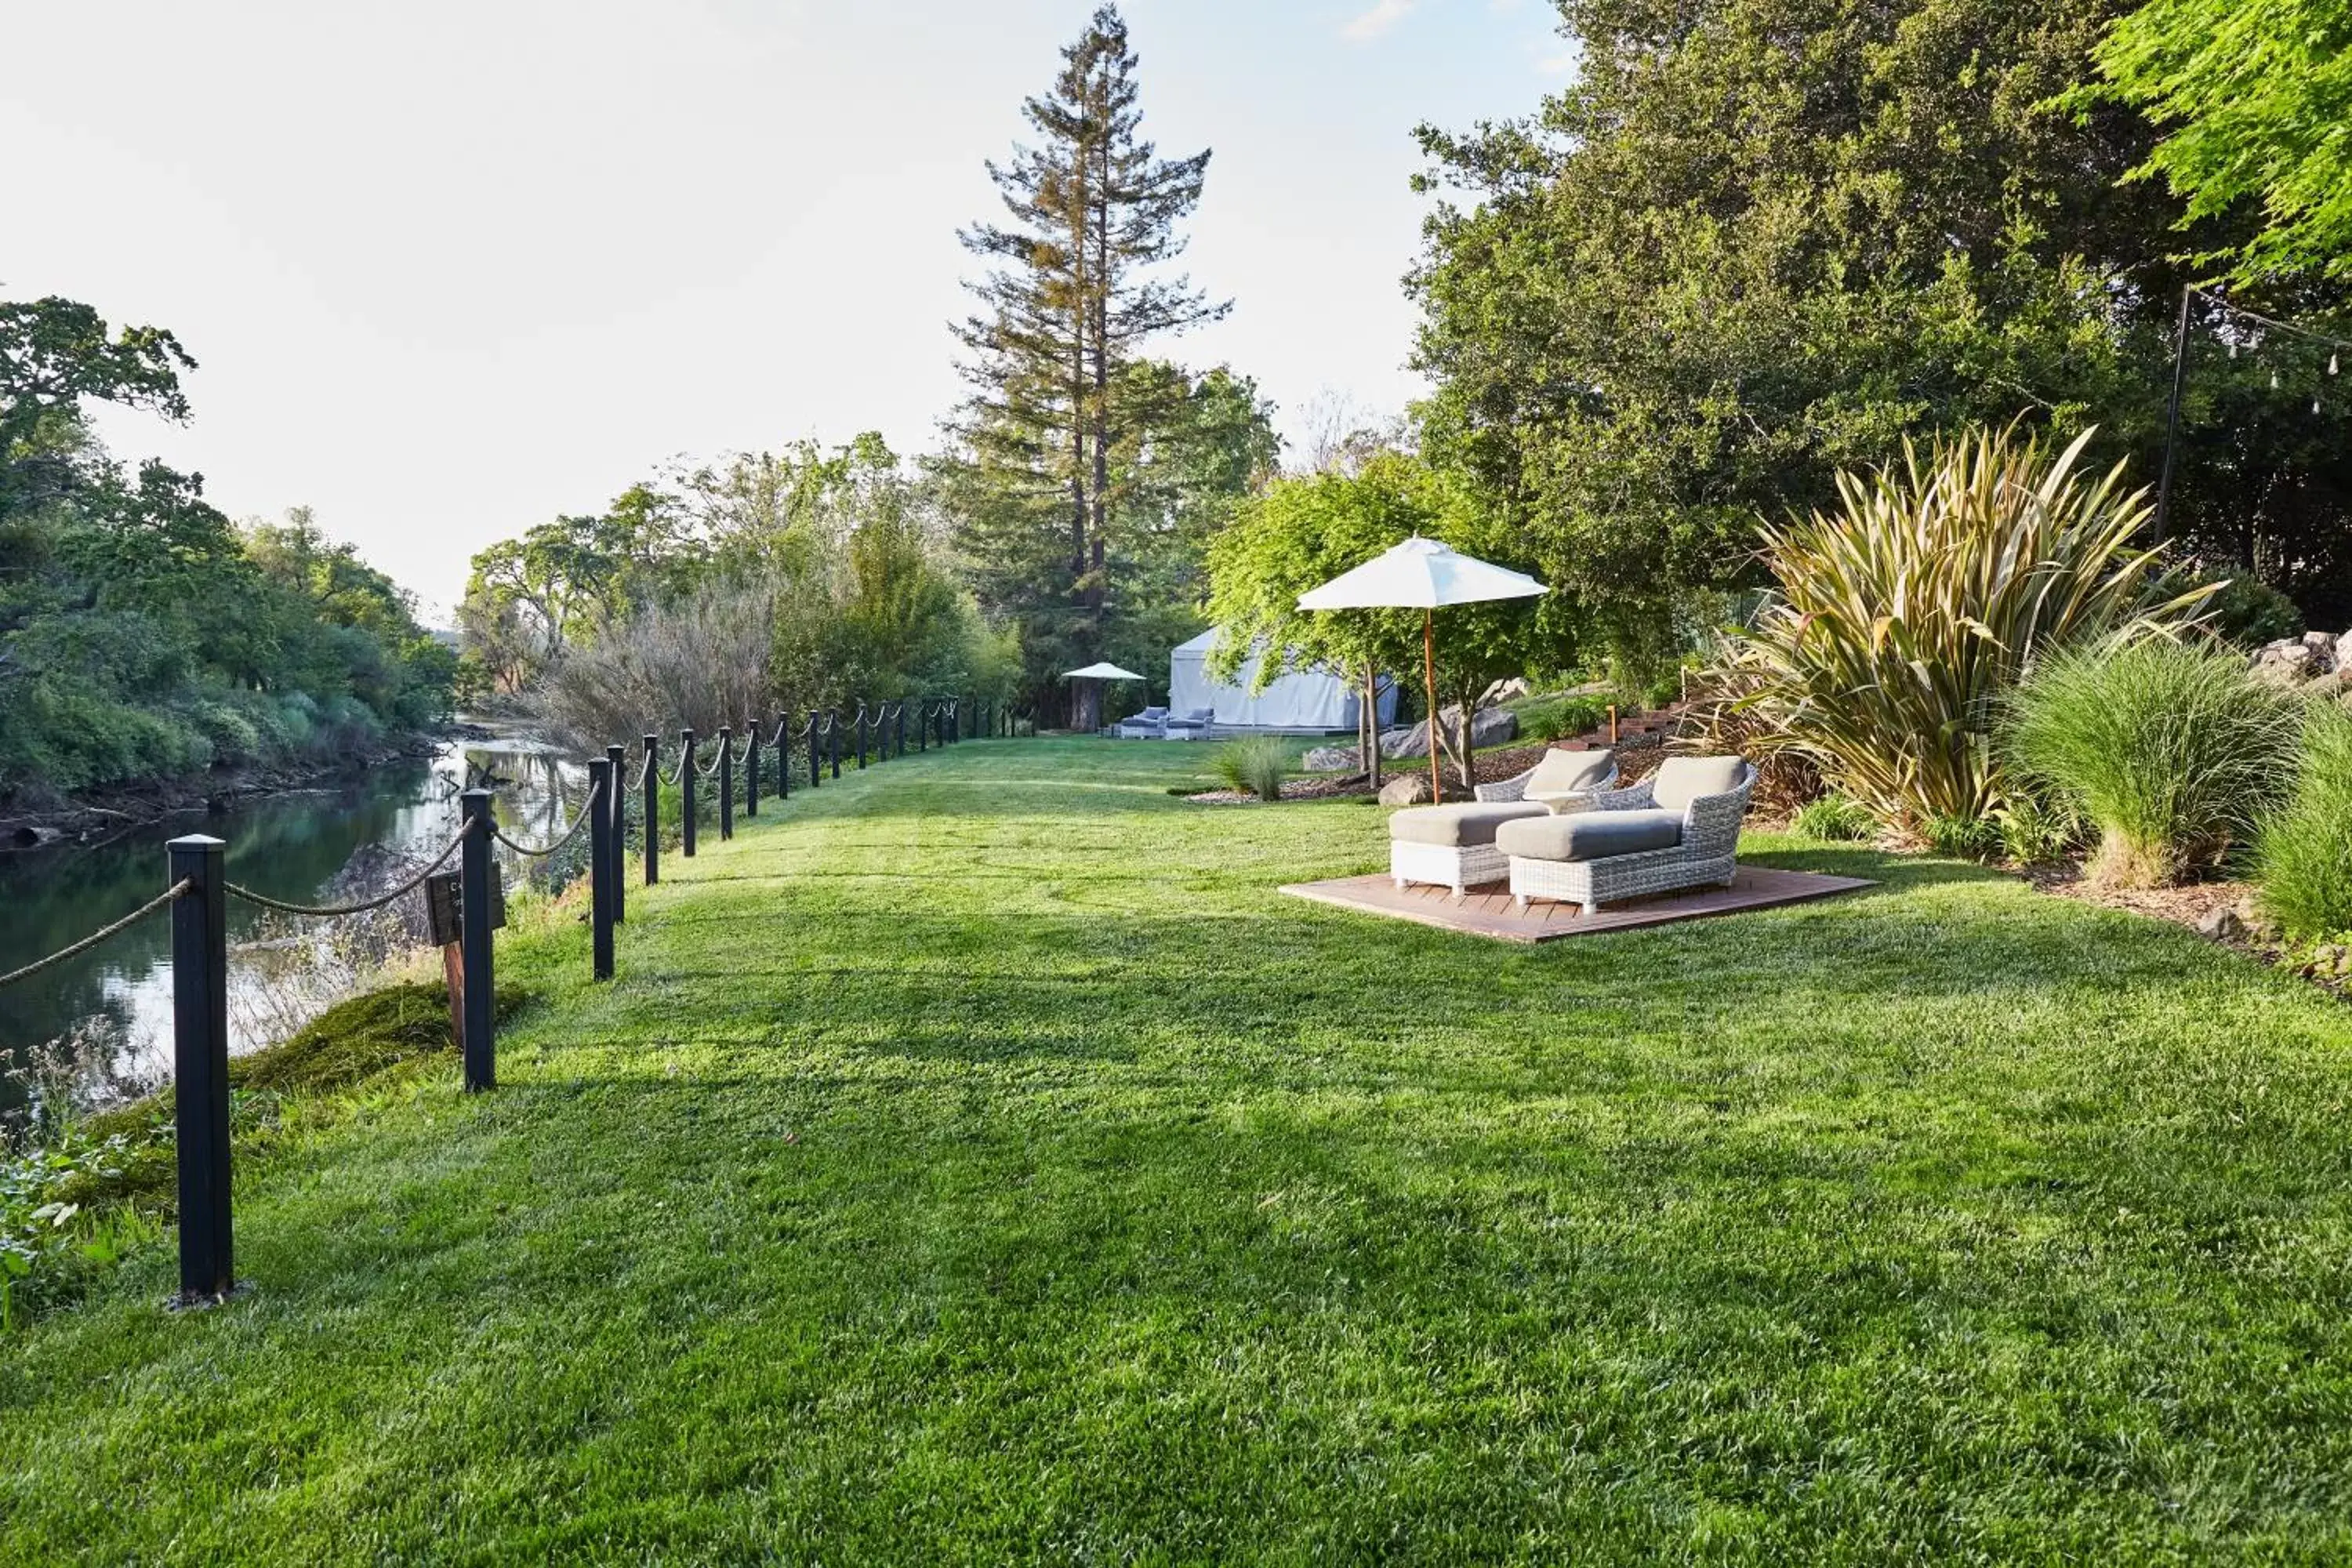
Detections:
[6, 1, 1570, 617]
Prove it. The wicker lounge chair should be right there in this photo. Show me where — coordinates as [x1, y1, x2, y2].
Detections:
[1162, 707, 1217, 739]
[1497, 757, 1756, 916]
[1388, 749, 1618, 896]
[1114, 706, 1171, 739]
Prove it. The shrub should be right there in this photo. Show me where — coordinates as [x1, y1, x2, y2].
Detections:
[1792, 794, 1875, 841]
[1994, 792, 2085, 866]
[1723, 425, 2216, 826]
[2256, 703, 2352, 942]
[2198, 571, 2305, 648]
[1212, 736, 1290, 802]
[1923, 814, 2003, 862]
[2006, 637, 2299, 887]
[1517, 694, 1609, 743]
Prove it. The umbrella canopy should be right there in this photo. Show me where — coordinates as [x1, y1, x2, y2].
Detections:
[1062, 662, 1146, 681]
[1295, 536, 1548, 804]
[1296, 535, 1546, 612]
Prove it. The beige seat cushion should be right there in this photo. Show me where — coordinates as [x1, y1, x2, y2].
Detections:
[1388, 801, 1548, 848]
[1525, 747, 1614, 796]
[1650, 755, 1747, 814]
[1496, 808, 1684, 862]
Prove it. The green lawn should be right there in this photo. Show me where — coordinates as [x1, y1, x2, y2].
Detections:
[5, 739, 2350, 1563]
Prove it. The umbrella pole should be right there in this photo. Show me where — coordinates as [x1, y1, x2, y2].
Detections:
[1424, 608, 1441, 804]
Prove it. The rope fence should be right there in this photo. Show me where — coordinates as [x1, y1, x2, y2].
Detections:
[223, 822, 475, 917]
[0, 878, 192, 991]
[8, 691, 1031, 1307]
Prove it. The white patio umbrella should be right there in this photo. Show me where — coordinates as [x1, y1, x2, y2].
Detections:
[1297, 536, 1548, 803]
[1061, 661, 1146, 731]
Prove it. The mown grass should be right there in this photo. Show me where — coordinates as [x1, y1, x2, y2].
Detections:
[3, 739, 2350, 1563]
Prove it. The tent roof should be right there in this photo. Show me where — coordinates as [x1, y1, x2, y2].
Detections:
[1171, 629, 1221, 656]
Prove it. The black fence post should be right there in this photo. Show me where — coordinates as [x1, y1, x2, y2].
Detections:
[718, 726, 735, 841]
[745, 720, 760, 817]
[642, 735, 660, 887]
[605, 743, 627, 926]
[460, 789, 496, 1092]
[775, 712, 790, 801]
[169, 833, 232, 1304]
[587, 760, 614, 982]
[809, 715, 822, 789]
[681, 728, 699, 858]
[855, 703, 868, 770]
[917, 701, 928, 753]
[829, 710, 841, 779]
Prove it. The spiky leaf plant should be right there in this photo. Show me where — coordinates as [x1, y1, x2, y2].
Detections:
[1726, 425, 2215, 825]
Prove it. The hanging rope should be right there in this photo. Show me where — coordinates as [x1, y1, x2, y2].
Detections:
[0, 879, 194, 991]
[489, 780, 605, 858]
[695, 746, 723, 777]
[225, 822, 476, 917]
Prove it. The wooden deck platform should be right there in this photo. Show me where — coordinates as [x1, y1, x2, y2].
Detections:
[1279, 865, 1875, 943]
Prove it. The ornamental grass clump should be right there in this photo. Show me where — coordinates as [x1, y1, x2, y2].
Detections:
[2005, 637, 2299, 887]
[2256, 703, 2352, 942]
[1212, 736, 1290, 802]
[1725, 425, 2215, 827]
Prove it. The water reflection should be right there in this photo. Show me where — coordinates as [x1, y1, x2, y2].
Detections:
[0, 735, 588, 1126]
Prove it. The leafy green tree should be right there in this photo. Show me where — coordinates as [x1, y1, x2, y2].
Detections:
[0, 297, 452, 796]
[1206, 453, 1567, 789]
[2085, 0, 2352, 289]
[1408, 0, 2352, 648]
[951, 3, 1228, 726]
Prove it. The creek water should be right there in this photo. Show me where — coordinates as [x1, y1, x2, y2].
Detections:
[0, 734, 589, 1127]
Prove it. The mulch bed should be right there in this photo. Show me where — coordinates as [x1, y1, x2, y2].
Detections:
[2021, 862, 2348, 1000]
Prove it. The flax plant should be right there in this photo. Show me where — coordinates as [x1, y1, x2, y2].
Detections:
[1727, 426, 2215, 826]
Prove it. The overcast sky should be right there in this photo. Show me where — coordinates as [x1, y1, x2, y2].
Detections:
[7, 1, 1569, 616]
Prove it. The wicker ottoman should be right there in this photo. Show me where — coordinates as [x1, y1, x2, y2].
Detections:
[1388, 800, 1548, 896]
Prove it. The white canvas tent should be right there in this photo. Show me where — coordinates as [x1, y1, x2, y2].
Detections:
[1167, 630, 1399, 731]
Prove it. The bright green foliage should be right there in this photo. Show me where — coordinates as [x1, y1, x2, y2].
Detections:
[1512, 692, 1610, 744]
[1727, 426, 2215, 824]
[3, 742, 2350, 1555]
[0, 297, 453, 801]
[528, 439, 1018, 746]
[1408, 0, 2352, 644]
[1210, 735, 1289, 800]
[2088, 0, 2352, 288]
[1204, 452, 1570, 788]
[2006, 636, 2301, 885]
[1792, 794, 1877, 842]
[2257, 702, 2352, 941]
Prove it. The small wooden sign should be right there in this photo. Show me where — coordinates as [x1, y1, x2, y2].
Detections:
[425, 867, 506, 947]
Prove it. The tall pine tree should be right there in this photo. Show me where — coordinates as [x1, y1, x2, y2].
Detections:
[950, 4, 1226, 727]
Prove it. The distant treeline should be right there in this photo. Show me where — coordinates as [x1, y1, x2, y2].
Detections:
[0, 297, 456, 806]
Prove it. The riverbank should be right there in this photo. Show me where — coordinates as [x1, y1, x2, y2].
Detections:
[0, 724, 496, 851]
[4, 741, 2350, 1558]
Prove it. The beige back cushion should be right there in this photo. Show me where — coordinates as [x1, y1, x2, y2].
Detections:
[1651, 755, 1747, 814]
[1526, 748, 1614, 795]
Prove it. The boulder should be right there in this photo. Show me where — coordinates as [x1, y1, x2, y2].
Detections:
[2302, 631, 2339, 674]
[2195, 904, 2246, 943]
[2252, 640, 2317, 686]
[1301, 745, 1360, 773]
[1377, 774, 1432, 807]
[1376, 706, 1519, 759]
